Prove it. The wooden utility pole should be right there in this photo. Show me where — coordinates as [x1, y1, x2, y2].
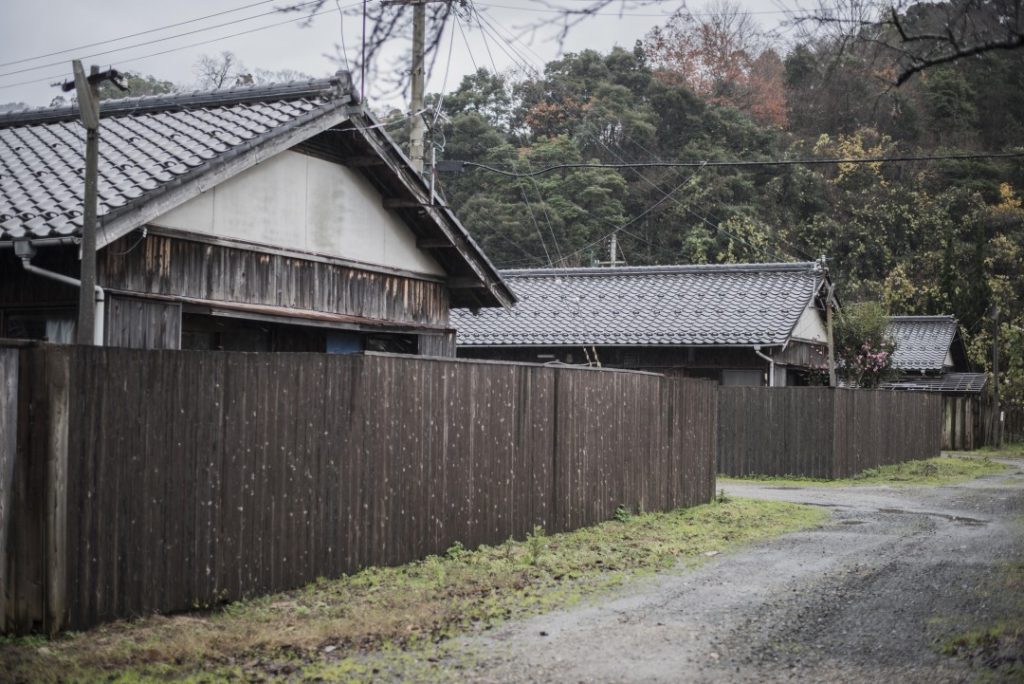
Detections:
[598, 233, 626, 267]
[409, 0, 426, 173]
[60, 61, 125, 345]
[382, 0, 450, 174]
[826, 283, 837, 387]
[992, 304, 1002, 447]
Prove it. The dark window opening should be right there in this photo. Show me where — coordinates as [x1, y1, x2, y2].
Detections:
[1, 308, 76, 343]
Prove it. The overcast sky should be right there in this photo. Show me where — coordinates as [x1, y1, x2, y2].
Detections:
[0, 0, 804, 110]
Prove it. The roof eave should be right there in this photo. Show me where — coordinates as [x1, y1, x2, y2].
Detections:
[339, 111, 515, 309]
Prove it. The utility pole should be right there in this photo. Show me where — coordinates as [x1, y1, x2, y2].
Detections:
[598, 233, 627, 267]
[382, 0, 450, 175]
[59, 61, 125, 345]
[409, 0, 426, 173]
[991, 304, 1002, 448]
[826, 282, 837, 388]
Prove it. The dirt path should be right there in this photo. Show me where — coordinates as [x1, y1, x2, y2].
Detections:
[460, 459, 1024, 683]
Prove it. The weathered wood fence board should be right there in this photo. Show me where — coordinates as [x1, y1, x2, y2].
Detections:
[0, 348, 18, 629]
[718, 387, 942, 478]
[1, 345, 716, 635]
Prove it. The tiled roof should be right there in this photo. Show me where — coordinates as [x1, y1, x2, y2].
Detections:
[887, 315, 958, 372]
[0, 76, 353, 243]
[453, 262, 826, 347]
[881, 372, 988, 394]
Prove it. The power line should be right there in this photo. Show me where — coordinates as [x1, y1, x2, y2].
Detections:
[0, 0, 281, 69]
[469, 7, 791, 263]
[468, 3, 798, 264]
[0, 4, 357, 93]
[0, 0, 325, 80]
[451, 152, 1024, 177]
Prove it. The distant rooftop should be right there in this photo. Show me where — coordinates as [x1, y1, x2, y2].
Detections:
[453, 262, 827, 347]
[881, 372, 987, 394]
[887, 315, 959, 372]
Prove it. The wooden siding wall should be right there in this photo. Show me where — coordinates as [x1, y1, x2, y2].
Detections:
[100, 234, 451, 329]
[104, 295, 182, 350]
[942, 395, 977, 451]
[1, 345, 717, 634]
[417, 331, 456, 358]
[718, 387, 942, 478]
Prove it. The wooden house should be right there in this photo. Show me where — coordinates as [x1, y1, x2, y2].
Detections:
[452, 262, 833, 386]
[881, 315, 987, 449]
[0, 72, 513, 355]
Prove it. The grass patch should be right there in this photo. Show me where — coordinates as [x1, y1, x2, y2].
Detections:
[970, 442, 1024, 460]
[720, 454, 1008, 488]
[0, 498, 826, 683]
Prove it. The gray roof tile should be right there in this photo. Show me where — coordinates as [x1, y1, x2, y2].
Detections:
[0, 78, 351, 243]
[887, 316, 958, 372]
[881, 372, 987, 393]
[454, 263, 825, 347]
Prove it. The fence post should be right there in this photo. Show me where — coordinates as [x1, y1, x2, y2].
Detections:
[43, 349, 70, 635]
[0, 347, 20, 633]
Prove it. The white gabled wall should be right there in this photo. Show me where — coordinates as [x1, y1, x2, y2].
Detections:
[790, 304, 828, 344]
[150, 150, 445, 276]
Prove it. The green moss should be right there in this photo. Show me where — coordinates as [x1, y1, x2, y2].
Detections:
[720, 455, 1008, 488]
[1, 498, 827, 683]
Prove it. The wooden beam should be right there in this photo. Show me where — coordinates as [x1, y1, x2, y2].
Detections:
[448, 277, 486, 290]
[340, 155, 388, 168]
[416, 237, 454, 249]
[383, 198, 423, 209]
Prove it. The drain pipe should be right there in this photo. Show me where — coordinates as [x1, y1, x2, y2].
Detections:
[753, 345, 776, 387]
[19, 255, 105, 345]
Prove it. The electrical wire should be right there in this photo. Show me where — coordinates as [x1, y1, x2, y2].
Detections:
[0, 0, 281, 69]
[0, 0, 324, 80]
[431, 13, 458, 129]
[452, 152, 1024, 176]
[335, 0, 351, 73]
[0, 4, 360, 93]
[469, 3, 792, 264]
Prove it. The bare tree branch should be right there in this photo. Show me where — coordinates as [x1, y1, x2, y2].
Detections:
[788, 0, 1024, 85]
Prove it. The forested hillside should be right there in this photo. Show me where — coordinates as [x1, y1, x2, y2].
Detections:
[430, 0, 1024, 416]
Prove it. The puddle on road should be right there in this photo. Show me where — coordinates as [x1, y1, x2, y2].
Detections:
[876, 507, 990, 525]
[839, 520, 866, 526]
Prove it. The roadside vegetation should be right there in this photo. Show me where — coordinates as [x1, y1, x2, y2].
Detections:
[973, 442, 1024, 460]
[939, 554, 1024, 680]
[0, 497, 827, 683]
[719, 454, 1008, 488]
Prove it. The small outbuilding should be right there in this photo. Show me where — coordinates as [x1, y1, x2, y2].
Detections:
[881, 315, 987, 449]
[452, 261, 834, 386]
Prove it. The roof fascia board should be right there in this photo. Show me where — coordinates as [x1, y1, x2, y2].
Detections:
[456, 342, 787, 349]
[501, 262, 816, 277]
[96, 103, 355, 249]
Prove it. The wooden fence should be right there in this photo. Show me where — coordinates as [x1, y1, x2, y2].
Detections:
[0, 344, 717, 635]
[718, 387, 943, 478]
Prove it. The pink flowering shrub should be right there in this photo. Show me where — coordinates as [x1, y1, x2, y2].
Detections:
[835, 302, 898, 388]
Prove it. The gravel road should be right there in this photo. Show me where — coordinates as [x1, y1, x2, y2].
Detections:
[460, 459, 1024, 683]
